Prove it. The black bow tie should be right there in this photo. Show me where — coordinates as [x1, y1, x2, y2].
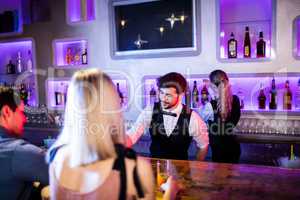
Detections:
[161, 111, 177, 117]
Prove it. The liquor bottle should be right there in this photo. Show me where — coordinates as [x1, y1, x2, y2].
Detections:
[290, 145, 295, 161]
[256, 31, 266, 58]
[269, 77, 277, 110]
[295, 78, 300, 110]
[81, 48, 88, 64]
[6, 60, 15, 74]
[258, 83, 266, 109]
[185, 84, 191, 113]
[74, 51, 80, 65]
[65, 48, 73, 65]
[237, 88, 245, 109]
[26, 50, 33, 72]
[243, 26, 251, 58]
[192, 81, 199, 108]
[16, 51, 23, 73]
[19, 83, 28, 105]
[149, 86, 157, 105]
[228, 32, 237, 58]
[80, 0, 88, 21]
[283, 80, 292, 110]
[116, 83, 124, 106]
[201, 81, 209, 105]
[55, 91, 62, 105]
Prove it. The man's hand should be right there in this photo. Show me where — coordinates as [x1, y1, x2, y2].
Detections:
[196, 145, 208, 161]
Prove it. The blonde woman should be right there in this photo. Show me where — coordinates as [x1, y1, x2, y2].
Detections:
[47, 69, 156, 200]
[208, 70, 241, 163]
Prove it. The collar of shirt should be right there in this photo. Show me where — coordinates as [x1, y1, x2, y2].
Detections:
[161, 104, 183, 137]
[161, 103, 182, 116]
[0, 126, 15, 139]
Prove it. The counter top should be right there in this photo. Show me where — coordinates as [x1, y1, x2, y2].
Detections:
[150, 158, 300, 200]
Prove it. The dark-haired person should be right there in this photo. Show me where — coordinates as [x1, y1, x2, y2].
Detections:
[0, 87, 49, 200]
[127, 72, 209, 160]
[208, 70, 241, 163]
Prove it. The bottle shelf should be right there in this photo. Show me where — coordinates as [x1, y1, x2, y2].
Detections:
[142, 73, 300, 115]
[66, 0, 95, 25]
[217, 0, 275, 62]
[0, 39, 38, 106]
[293, 16, 300, 59]
[0, 0, 23, 37]
[52, 38, 88, 68]
[46, 77, 129, 110]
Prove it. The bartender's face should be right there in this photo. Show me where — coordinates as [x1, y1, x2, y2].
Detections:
[159, 87, 181, 109]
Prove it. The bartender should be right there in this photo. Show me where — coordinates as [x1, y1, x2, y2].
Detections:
[126, 72, 209, 160]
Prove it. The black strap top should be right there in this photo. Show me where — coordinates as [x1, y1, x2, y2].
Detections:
[49, 144, 145, 200]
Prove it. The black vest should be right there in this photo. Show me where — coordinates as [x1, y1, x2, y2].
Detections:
[149, 102, 193, 160]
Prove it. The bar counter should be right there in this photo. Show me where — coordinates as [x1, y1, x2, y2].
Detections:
[150, 158, 300, 200]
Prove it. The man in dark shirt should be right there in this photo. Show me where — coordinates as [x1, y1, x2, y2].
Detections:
[0, 86, 49, 200]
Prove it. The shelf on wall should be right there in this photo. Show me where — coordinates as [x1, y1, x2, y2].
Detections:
[0, 39, 38, 106]
[46, 77, 129, 110]
[217, 0, 275, 62]
[66, 0, 95, 25]
[293, 16, 300, 59]
[0, 0, 23, 37]
[52, 38, 88, 68]
[142, 73, 300, 114]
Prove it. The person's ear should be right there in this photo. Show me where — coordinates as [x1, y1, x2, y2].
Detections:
[1, 105, 12, 120]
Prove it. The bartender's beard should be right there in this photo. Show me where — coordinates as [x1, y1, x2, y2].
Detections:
[160, 96, 181, 110]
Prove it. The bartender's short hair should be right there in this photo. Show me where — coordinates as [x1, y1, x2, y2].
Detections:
[157, 72, 187, 94]
[0, 86, 21, 112]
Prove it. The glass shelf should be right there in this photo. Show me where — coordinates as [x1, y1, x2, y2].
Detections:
[66, 0, 95, 25]
[0, 39, 38, 106]
[52, 38, 88, 68]
[46, 77, 129, 110]
[217, 0, 276, 62]
[142, 73, 300, 114]
[0, 0, 23, 37]
[293, 16, 300, 59]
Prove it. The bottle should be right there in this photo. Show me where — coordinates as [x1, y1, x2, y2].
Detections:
[269, 77, 277, 110]
[258, 83, 266, 109]
[26, 50, 33, 72]
[19, 83, 28, 105]
[228, 32, 237, 58]
[192, 81, 199, 108]
[55, 91, 62, 105]
[116, 83, 124, 106]
[6, 60, 15, 74]
[243, 26, 251, 58]
[81, 48, 88, 64]
[185, 84, 191, 113]
[74, 51, 81, 65]
[237, 88, 245, 109]
[65, 48, 73, 65]
[295, 78, 300, 110]
[290, 145, 295, 161]
[149, 86, 157, 105]
[256, 31, 266, 58]
[80, 0, 88, 21]
[201, 80, 209, 105]
[283, 80, 292, 110]
[16, 51, 23, 73]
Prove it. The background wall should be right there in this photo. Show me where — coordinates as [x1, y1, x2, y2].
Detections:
[2, 0, 300, 119]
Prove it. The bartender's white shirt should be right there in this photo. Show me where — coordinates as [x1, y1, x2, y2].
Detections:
[126, 104, 209, 149]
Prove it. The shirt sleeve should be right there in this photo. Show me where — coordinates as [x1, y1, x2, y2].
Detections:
[189, 111, 209, 149]
[126, 105, 153, 145]
[198, 102, 214, 122]
[12, 142, 49, 185]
